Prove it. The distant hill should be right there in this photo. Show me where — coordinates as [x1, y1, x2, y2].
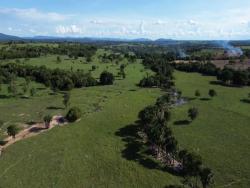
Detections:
[0, 33, 22, 41]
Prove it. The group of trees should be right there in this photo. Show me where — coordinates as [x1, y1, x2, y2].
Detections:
[195, 89, 217, 98]
[173, 62, 219, 76]
[139, 55, 174, 88]
[217, 68, 250, 86]
[0, 63, 97, 90]
[0, 64, 116, 91]
[0, 43, 97, 60]
[138, 92, 213, 188]
[174, 62, 250, 87]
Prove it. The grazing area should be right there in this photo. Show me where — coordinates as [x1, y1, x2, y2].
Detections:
[171, 71, 250, 187]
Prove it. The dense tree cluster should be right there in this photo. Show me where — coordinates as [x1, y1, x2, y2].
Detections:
[173, 62, 219, 76]
[139, 55, 174, 88]
[217, 68, 250, 86]
[0, 43, 97, 60]
[174, 62, 250, 86]
[0, 63, 98, 90]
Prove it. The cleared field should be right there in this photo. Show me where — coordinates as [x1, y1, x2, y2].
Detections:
[171, 71, 250, 188]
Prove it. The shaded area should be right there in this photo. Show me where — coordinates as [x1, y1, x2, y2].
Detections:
[200, 98, 211, 101]
[29, 127, 46, 133]
[0, 95, 11, 99]
[240, 99, 250, 104]
[115, 122, 181, 175]
[174, 120, 190, 126]
[46, 106, 64, 110]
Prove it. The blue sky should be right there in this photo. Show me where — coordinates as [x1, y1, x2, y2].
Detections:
[1, 0, 250, 39]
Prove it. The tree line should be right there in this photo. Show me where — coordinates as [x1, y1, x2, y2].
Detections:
[0, 43, 97, 60]
[0, 63, 115, 91]
[138, 92, 213, 188]
[173, 62, 250, 86]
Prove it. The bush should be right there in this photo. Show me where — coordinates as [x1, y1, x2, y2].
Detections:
[188, 107, 199, 121]
[99, 71, 114, 85]
[66, 107, 82, 122]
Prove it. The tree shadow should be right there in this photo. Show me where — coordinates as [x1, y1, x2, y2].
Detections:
[185, 97, 196, 101]
[200, 98, 211, 101]
[0, 94, 11, 99]
[174, 120, 190, 126]
[29, 127, 46, 133]
[36, 87, 47, 90]
[0, 140, 8, 146]
[115, 122, 182, 176]
[210, 81, 241, 88]
[26, 121, 37, 125]
[46, 106, 64, 110]
[240, 99, 250, 104]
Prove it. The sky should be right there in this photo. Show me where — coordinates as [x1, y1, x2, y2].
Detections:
[1, 0, 250, 40]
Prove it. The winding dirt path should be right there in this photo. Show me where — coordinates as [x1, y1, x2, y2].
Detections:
[0, 116, 67, 152]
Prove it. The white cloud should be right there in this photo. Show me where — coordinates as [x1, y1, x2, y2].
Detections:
[0, 8, 70, 22]
[56, 25, 83, 35]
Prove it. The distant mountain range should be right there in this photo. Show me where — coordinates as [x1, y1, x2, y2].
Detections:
[0, 33, 174, 43]
[0, 33, 22, 41]
[0, 33, 249, 45]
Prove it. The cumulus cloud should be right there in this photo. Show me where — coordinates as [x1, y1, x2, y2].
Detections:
[56, 25, 83, 35]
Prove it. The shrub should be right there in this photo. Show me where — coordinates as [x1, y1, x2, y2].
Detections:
[99, 71, 114, 85]
[188, 107, 199, 121]
[66, 107, 82, 122]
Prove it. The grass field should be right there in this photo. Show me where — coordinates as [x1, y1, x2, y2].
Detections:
[0, 53, 249, 187]
[171, 71, 250, 188]
[0, 61, 182, 188]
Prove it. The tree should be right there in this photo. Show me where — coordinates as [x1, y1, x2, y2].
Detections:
[43, 115, 52, 129]
[8, 81, 17, 97]
[7, 125, 19, 138]
[208, 89, 217, 98]
[66, 107, 81, 122]
[99, 71, 114, 85]
[199, 168, 214, 188]
[195, 90, 201, 98]
[56, 56, 61, 63]
[188, 107, 199, 121]
[30, 87, 36, 97]
[218, 69, 233, 84]
[63, 92, 71, 109]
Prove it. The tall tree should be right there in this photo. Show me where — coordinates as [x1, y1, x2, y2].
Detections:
[43, 115, 53, 129]
[7, 125, 19, 138]
[63, 92, 71, 109]
[188, 107, 199, 121]
[199, 168, 214, 188]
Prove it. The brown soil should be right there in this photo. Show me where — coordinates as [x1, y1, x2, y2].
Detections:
[0, 116, 67, 152]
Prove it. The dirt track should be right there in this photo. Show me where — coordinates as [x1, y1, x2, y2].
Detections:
[0, 116, 67, 152]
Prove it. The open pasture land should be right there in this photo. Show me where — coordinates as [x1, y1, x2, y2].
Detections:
[0, 49, 249, 188]
[0, 61, 182, 188]
[171, 71, 250, 188]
